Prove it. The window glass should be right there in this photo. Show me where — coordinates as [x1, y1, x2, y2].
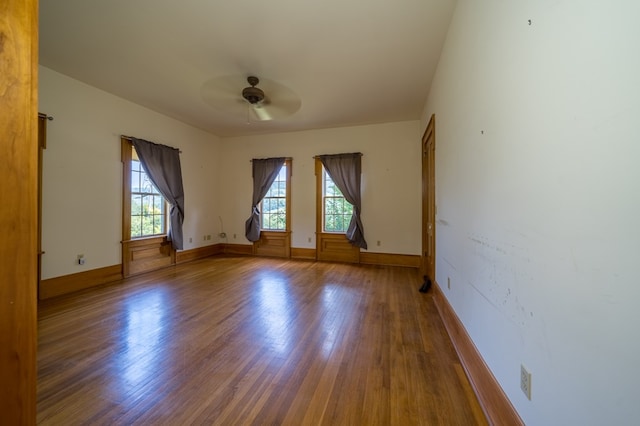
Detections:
[323, 168, 353, 233]
[260, 163, 287, 231]
[130, 149, 166, 238]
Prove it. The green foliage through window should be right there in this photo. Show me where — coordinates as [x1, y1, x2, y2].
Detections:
[261, 164, 287, 230]
[131, 156, 166, 238]
[323, 169, 353, 232]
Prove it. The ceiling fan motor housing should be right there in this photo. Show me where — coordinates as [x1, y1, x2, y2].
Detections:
[242, 76, 264, 104]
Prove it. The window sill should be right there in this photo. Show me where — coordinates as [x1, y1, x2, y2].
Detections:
[122, 235, 167, 245]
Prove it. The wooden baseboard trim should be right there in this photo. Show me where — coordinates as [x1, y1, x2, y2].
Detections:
[432, 282, 524, 426]
[360, 252, 420, 268]
[223, 243, 253, 256]
[291, 247, 316, 260]
[39, 264, 123, 300]
[37, 249, 419, 300]
[177, 244, 223, 264]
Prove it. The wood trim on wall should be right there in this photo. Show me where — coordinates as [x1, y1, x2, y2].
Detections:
[360, 252, 420, 268]
[176, 244, 223, 264]
[39, 244, 224, 299]
[121, 137, 132, 245]
[38, 247, 420, 300]
[122, 236, 175, 277]
[223, 244, 254, 256]
[432, 282, 524, 426]
[291, 247, 316, 260]
[39, 265, 123, 300]
[316, 233, 360, 263]
[253, 231, 291, 258]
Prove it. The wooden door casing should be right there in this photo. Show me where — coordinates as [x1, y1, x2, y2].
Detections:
[1, 0, 39, 422]
[421, 115, 436, 286]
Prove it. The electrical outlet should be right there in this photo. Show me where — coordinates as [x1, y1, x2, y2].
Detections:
[308, 237, 311, 243]
[77, 254, 85, 265]
[189, 237, 192, 243]
[233, 233, 236, 239]
[207, 235, 211, 240]
[376, 240, 381, 246]
[447, 277, 451, 289]
[520, 364, 532, 400]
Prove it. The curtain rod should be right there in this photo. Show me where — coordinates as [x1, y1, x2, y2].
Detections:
[250, 157, 292, 162]
[121, 135, 182, 153]
[38, 113, 54, 121]
[312, 152, 363, 159]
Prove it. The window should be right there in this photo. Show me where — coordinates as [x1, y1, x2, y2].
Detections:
[260, 162, 288, 231]
[121, 137, 177, 278]
[130, 149, 166, 238]
[122, 140, 167, 240]
[251, 158, 291, 258]
[314, 157, 361, 263]
[322, 167, 353, 233]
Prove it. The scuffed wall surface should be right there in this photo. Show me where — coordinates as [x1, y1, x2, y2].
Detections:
[422, 1, 640, 424]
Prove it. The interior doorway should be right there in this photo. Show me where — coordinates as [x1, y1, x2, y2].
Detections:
[37, 113, 50, 298]
[421, 114, 436, 290]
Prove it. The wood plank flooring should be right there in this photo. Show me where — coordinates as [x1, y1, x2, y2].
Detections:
[37, 256, 487, 425]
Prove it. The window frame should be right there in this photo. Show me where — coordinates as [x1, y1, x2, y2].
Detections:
[121, 137, 176, 277]
[315, 158, 360, 262]
[252, 158, 292, 258]
[320, 166, 354, 233]
[316, 162, 353, 234]
[259, 159, 291, 232]
[121, 139, 168, 242]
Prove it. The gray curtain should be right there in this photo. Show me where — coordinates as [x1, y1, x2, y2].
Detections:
[131, 138, 185, 250]
[245, 157, 285, 242]
[319, 153, 368, 249]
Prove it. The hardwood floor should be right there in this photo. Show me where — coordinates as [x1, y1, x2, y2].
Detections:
[37, 256, 487, 425]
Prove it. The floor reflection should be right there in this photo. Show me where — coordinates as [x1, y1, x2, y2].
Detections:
[255, 272, 293, 354]
[119, 288, 168, 387]
[319, 284, 359, 359]
[320, 285, 341, 358]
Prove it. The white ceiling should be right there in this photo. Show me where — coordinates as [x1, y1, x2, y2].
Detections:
[39, 0, 456, 137]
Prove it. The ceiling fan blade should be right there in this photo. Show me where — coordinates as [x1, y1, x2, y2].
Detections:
[201, 75, 301, 121]
[252, 104, 273, 121]
[201, 75, 249, 117]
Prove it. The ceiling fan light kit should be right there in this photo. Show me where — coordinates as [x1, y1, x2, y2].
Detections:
[242, 76, 265, 104]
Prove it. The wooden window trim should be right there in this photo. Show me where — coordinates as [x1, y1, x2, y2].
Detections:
[253, 159, 292, 257]
[315, 158, 359, 263]
[259, 159, 292, 232]
[121, 137, 175, 277]
[121, 138, 133, 243]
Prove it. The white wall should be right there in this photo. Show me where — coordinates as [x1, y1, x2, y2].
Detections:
[422, 1, 640, 424]
[39, 67, 222, 279]
[39, 66, 421, 278]
[218, 122, 422, 254]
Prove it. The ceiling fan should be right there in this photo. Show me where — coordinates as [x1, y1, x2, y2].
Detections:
[201, 75, 301, 122]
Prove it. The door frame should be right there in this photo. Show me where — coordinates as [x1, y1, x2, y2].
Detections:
[1, 0, 39, 421]
[37, 113, 50, 298]
[421, 114, 436, 286]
